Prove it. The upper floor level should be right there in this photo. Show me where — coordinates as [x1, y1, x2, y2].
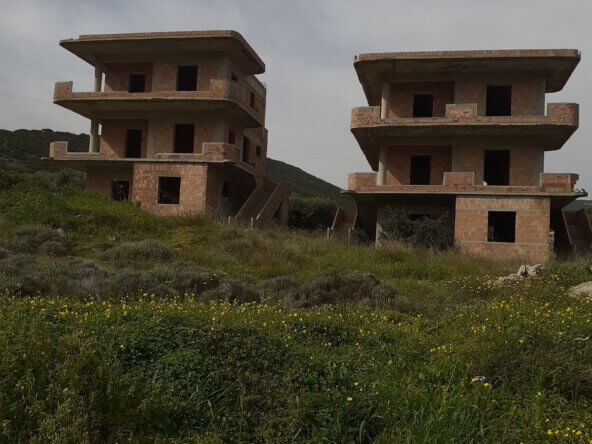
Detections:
[55, 31, 266, 126]
[350, 49, 581, 167]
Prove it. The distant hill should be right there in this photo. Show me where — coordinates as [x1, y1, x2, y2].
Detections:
[0, 128, 351, 207]
[266, 158, 351, 207]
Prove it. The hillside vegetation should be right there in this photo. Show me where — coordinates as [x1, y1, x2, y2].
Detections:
[0, 131, 592, 441]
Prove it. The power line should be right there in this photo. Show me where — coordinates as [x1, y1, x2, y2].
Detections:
[271, 135, 358, 154]
[0, 76, 52, 92]
[0, 92, 53, 107]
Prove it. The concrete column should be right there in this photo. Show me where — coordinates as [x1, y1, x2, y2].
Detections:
[93, 64, 103, 92]
[89, 120, 99, 153]
[380, 81, 391, 119]
[376, 145, 387, 185]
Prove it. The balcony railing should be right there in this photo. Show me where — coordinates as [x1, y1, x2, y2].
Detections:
[350, 103, 579, 129]
[347, 171, 584, 195]
[53, 79, 265, 123]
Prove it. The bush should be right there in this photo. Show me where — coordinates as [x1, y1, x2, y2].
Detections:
[101, 240, 174, 263]
[2, 225, 69, 256]
[258, 270, 403, 310]
[288, 194, 337, 230]
[380, 207, 453, 250]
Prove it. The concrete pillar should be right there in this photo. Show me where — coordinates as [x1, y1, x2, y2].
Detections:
[380, 81, 391, 119]
[89, 120, 99, 153]
[376, 145, 387, 185]
[94, 64, 103, 92]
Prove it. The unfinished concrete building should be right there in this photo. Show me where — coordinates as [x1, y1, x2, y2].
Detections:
[341, 49, 591, 262]
[48, 31, 288, 225]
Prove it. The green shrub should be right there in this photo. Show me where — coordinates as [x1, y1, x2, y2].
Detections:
[3, 225, 69, 255]
[381, 207, 453, 250]
[288, 194, 337, 230]
[101, 240, 174, 263]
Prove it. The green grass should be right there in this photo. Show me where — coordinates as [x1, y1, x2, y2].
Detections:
[1, 144, 592, 441]
[1, 276, 592, 441]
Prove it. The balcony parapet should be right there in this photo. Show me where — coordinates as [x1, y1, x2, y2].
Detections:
[347, 171, 585, 196]
[351, 103, 579, 129]
[53, 79, 264, 124]
[48, 141, 254, 172]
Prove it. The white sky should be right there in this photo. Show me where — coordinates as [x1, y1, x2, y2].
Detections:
[1, 0, 590, 191]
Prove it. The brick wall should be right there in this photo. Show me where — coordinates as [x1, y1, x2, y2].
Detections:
[104, 63, 153, 92]
[131, 163, 209, 215]
[388, 82, 454, 118]
[454, 75, 545, 116]
[86, 166, 134, 196]
[451, 144, 544, 186]
[385, 145, 452, 185]
[454, 195, 550, 262]
[100, 119, 149, 158]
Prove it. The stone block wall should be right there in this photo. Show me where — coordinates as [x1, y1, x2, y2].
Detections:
[454, 195, 551, 262]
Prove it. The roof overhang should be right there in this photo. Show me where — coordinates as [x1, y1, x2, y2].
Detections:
[54, 97, 261, 127]
[60, 30, 265, 74]
[354, 49, 581, 104]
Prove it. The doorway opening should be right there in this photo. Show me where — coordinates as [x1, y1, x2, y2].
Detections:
[125, 129, 142, 158]
[177, 65, 198, 91]
[413, 94, 434, 117]
[174, 124, 195, 153]
[410, 155, 431, 185]
[486, 85, 512, 116]
[484, 150, 510, 185]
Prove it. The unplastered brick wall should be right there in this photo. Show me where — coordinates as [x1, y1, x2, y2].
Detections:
[146, 120, 215, 157]
[151, 58, 222, 92]
[100, 119, 149, 158]
[454, 195, 551, 262]
[86, 166, 133, 196]
[131, 163, 208, 216]
[388, 82, 454, 118]
[103, 63, 154, 92]
[454, 75, 545, 116]
[385, 145, 452, 185]
[451, 144, 544, 186]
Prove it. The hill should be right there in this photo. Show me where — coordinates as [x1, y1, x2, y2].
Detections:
[0, 128, 351, 208]
[0, 164, 591, 441]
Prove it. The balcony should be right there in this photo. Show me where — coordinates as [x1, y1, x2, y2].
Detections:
[347, 171, 585, 197]
[53, 79, 264, 127]
[48, 141, 256, 174]
[351, 103, 579, 167]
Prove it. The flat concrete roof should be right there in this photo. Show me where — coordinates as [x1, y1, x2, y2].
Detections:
[355, 49, 581, 104]
[60, 30, 265, 74]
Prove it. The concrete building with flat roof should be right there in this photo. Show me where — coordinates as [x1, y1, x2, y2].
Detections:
[48, 30, 288, 225]
[341, 49, 591, 262]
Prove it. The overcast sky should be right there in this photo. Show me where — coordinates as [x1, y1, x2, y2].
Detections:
[1, 0, 591, 191]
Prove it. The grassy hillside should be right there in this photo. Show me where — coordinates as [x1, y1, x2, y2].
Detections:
[1, 133, 592, 441]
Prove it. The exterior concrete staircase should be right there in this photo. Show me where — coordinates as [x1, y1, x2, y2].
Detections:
[233, 177, 289, 227]
[562, 208, 592, 253]
[330, 207, 357, 240]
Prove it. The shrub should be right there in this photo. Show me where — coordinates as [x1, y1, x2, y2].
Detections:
[288, 194, 337, 230]
[101, 240, 174, 263]
[380, 207, 453, 250]
[3, 225, 69, 255]
[258, 270, 403, 310]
